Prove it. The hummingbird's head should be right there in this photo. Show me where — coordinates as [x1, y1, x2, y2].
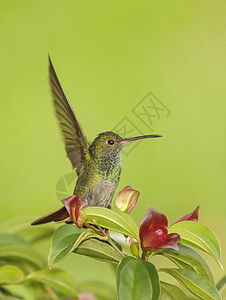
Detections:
[89, 131, 162, 164]
[89, 131, 125, 162]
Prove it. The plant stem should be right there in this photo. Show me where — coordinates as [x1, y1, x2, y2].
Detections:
[108, 237, 124, 257]
[84, 221, 124, 257]
[142, 251, 148, 260]
[147, 252, 154, 260]
[84, 222, 107, 237]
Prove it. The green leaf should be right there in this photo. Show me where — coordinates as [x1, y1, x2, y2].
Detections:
[78, 281, 116, 300]
[160, 281, 188, 300]
[20, 226, 55, 243]
[0, 295, 22, 300]
[0, 286, 23, 300]
[168, 221, 222, 269]
[0, 216, 35, 232]
[48, 225, 86, 266]
[160, 244, 214, 283]
[26, 281, 56, 300]
[116, 256, 160, 300]
[48, 225, 105, 266]
[159, 268, 221, 300]
[85, 207, 140, 241]
[26, 268, 78, 299]
[0, 233, 31, 247]
[74, 238, 123, 264]
[0, 245, 46, 270]
[0, 233, 46, 271]
[0, 216, 55, 243]
[216, 275, 226, 291]
[0, 265, 25, 285]
[220, 288, 226, 299]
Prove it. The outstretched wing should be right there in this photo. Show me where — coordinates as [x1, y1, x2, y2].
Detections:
[49, 56, 90, 171]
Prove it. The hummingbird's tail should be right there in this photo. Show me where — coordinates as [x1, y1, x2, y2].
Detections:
[31, 206, 69, 225]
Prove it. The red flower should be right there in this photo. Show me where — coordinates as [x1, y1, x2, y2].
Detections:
[173, 205, 200, 224]
[62, 195, 88, 228]
[139, 205, 180, 251]
[114, 186, 140, 214]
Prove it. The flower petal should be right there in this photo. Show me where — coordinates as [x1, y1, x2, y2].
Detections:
[62, 195, 88, 228]
[173, 205, 200, 224]
[114, 186, 140, 214]
[139, 205, 168, 250]
[153, 233, 180, 251]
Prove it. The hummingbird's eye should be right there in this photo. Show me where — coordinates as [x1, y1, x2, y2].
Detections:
[108, 139, 115, 145]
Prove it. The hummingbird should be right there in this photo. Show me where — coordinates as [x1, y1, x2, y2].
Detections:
[31, 57, 162, 225]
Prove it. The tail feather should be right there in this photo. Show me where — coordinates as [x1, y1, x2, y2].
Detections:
[31, 206, 69, 225]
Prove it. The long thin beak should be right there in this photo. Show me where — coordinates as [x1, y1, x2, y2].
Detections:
[119, 134, 162, 145]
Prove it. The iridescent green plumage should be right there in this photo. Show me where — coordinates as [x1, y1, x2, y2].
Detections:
[31, 58, 161, 225]
[75, 131, 124, 207]
[49, 57, 126, 207]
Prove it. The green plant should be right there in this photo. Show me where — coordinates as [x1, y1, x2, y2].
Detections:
[0, 187, 225, 299]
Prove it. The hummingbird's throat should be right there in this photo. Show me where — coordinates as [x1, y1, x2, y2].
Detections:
[95, 148, 123, 182]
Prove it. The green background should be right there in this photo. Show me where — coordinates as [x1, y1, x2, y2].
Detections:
[1, 0, 225, 294]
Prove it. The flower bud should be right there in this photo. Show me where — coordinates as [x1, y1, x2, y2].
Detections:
[62, 195, 88, 228]
[114, 186, 140, 214]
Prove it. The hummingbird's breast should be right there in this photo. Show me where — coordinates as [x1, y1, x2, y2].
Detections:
[74, 158, 122, 208]
[83, 179, 119, 207]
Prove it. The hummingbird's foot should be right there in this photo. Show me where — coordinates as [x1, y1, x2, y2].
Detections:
[107, 204, 111, 209]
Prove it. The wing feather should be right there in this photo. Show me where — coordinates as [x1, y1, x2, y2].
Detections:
[48, 56, 90, 171]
